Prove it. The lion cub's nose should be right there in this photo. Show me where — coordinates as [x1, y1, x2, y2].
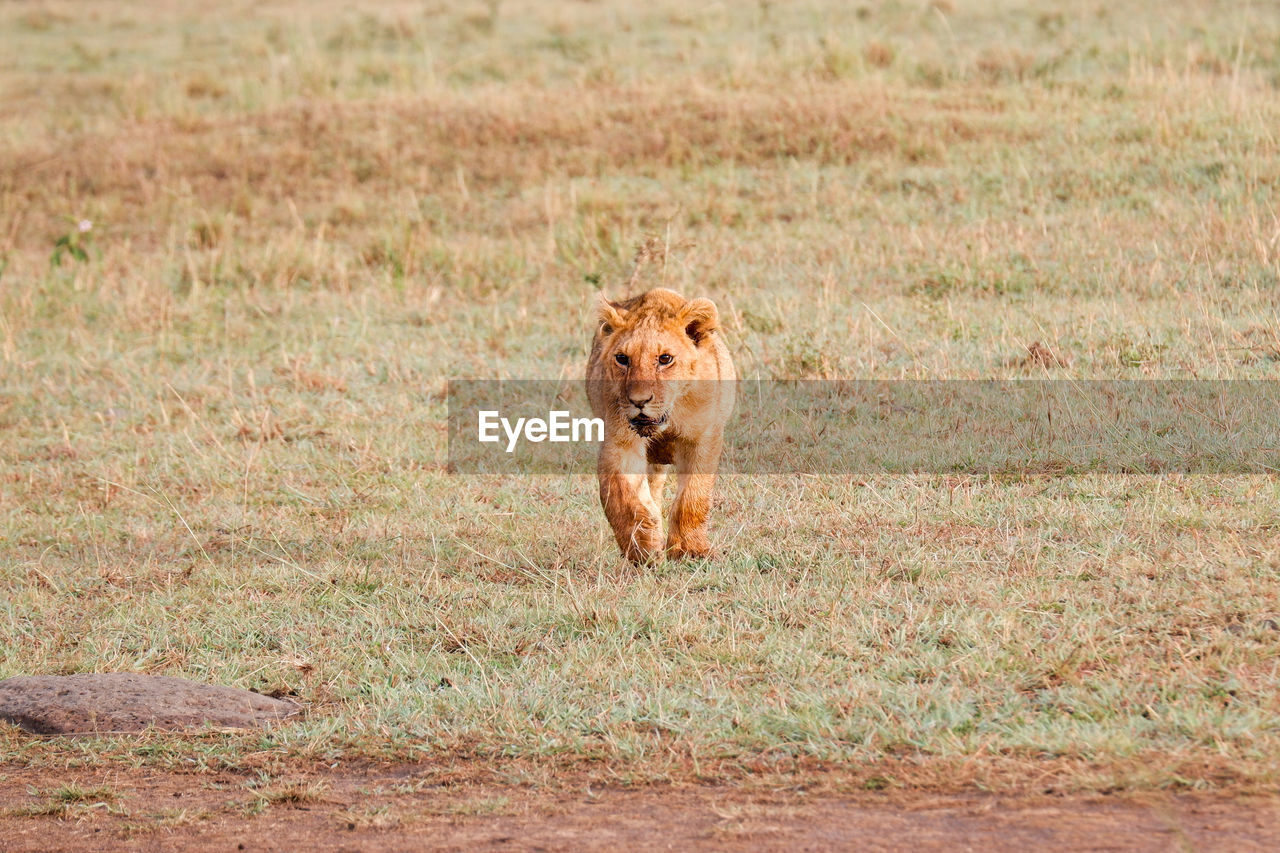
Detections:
[628, 393, 653, 409]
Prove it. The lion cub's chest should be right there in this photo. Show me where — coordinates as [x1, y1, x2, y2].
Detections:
[645, 434, 676, 466]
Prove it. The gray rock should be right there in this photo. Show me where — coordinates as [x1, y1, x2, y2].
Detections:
[0, 673, 302, 734]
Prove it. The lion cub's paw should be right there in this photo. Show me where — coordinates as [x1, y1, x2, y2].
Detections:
[624, 543, 665, 566]
[666, 540, 713, 562]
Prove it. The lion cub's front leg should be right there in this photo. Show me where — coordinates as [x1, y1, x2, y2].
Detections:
[666, 436, 722, 560]
[598, 446, 664, 564]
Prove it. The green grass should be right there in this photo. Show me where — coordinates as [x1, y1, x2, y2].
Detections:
[2, 0, 1280, 791]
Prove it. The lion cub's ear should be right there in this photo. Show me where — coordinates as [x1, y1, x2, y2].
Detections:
[680, 297, 719, 346]
[596, 294, 627, 336]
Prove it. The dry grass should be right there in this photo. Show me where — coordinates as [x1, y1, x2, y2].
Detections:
[9, 783, 124, 820]
[257, 777, 330, 806]
[2, 0, 1280, 793]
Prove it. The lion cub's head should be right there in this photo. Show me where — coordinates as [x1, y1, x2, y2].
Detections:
[589, 288, 723, 438]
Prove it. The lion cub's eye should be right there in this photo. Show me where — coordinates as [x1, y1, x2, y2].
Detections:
[614, 353, 630, 366]
[657, 354, 674, 365]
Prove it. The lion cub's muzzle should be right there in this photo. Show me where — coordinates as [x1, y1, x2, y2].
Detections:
[628, 411, 670, 437]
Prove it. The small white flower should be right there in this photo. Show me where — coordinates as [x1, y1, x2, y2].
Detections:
[77, 219, 92, 233]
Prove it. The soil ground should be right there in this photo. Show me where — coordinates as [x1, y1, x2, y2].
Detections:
[2, 763, 1277, 852]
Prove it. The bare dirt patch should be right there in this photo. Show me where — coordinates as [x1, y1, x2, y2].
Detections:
[1, 762, 1277, 851]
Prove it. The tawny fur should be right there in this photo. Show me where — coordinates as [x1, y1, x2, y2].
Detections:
[585, 288, 735, 563]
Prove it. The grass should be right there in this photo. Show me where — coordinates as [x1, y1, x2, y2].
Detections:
[2, 0, 1280, 792]
[9, 783, 123, 819]
[256, 777, 330, 806]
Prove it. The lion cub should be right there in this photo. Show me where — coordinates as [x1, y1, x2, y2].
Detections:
[586, 288, 736, 563]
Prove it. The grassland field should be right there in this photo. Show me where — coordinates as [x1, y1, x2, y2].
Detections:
[2, 0, 1280, 800]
